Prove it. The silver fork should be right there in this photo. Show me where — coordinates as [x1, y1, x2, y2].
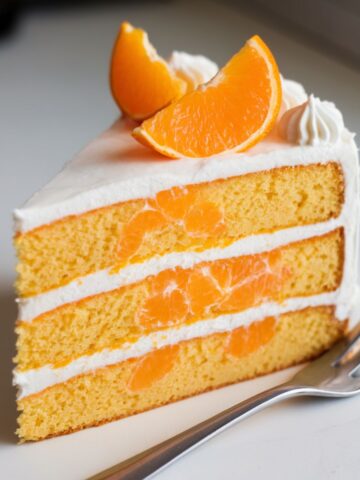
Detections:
[90, 325, 360, 480]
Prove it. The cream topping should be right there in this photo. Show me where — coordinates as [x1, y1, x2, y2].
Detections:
[14, 119, 292, 233]
[278, 95, 345, 146]
[281, 77, 308, 111]
[12, 80, 360, 400]
[14, 130, 360, 398]
[168, 51, 218, 90]
[16, 132, 359, 326]
[13, 119, 353, 233]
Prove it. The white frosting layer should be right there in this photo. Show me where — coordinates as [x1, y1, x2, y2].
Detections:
[279, 95, 345, 146]
[13, 120, 351, 233]
[168, 51, 218, 90]
[281, 77, 308, 111]
[14, 129, 360, 398]
[14, 290, 341, 399]
[17, 130, 360, 324]
[13, 85, 360, 400]
[17, 217, 347, 322]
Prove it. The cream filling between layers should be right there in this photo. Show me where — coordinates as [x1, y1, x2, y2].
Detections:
[16, 131, 360, 324]
[14, 291, 341, 399]
[14, 131, 360, 400]
[17, 217, 350, 323]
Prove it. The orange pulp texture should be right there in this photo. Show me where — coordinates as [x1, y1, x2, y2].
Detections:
[110, 22, 186, 120]
[127, 316, 277, 392]
[133, 35, 282, 158]
[117, 186, 226, 264]
[127, 345, 180, 392]
[137, 250, 290, 329]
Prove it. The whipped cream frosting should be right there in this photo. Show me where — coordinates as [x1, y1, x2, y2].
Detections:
[17, 217, 348, 323]
[168, 51, 218, 90]
[15, 120, 359, 322]
[13, 119, 351, 233]
[14, 124, 360, 399]
[281, 76, 308, 111]
[278, 95, 345, 146]
[14, 290, 341, 399]
[13, 78, 360, 400]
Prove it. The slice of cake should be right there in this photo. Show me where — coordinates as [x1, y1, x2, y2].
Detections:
[13, 26, 359, 441]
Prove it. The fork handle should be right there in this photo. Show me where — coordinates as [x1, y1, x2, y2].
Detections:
[90, 384, 304, 480]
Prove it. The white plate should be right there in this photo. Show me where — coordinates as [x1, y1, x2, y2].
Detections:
[2, 2, 360, 479]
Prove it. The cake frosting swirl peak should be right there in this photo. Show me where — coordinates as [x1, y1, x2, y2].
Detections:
[278, 94, 345, 146]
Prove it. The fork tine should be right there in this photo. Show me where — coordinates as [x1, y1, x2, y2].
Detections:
[339, 348, 360, 375]
[348, 321, 360, 343]
[320, 339, 350, 365]
[332, 324, 360, 366]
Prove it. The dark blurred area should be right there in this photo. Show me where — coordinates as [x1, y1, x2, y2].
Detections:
[238, 0, 360, 67]
[0, 1, 18, 38]
[2, 0, 360, 66]
[0, 0, 168, 39]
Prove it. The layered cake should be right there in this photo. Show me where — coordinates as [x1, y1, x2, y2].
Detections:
[14, 24, 359, 441]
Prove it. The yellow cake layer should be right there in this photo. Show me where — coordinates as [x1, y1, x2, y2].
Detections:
[15, 163, 344, 296]
[16, 229, 343, 371]
[17, 306, 346, 441]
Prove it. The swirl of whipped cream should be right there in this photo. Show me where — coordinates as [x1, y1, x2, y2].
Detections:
[168, 51, 218, 90]
[278, 95, 345, 145]
[281, 76, 308, 111]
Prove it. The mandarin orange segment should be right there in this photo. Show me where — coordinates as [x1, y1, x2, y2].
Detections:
[118, 209, 168, 261]
[138, 289, 188, 329]
[135, 249, 291, 331]
[117, 226, 142, 262]
[209, 263, 232, 291]
[226, 316, 276, 358]
[127, 345, 180, 392]
[133, 35, 282, 158]
[186, 268, 222, 317]
[221, 272, 280, 312]
[222, 281, 258, 312]
[151, 186, 196, 220]
[110, 22, 186, 120]
[221, 254, 286, 312]
[229, 255, 268, 285]
[150, 267, 188, 293]
[117, 186, 227, 263]
[184, 202, 226, 237]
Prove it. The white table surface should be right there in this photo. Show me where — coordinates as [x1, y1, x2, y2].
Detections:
[1, 1, 360, 478]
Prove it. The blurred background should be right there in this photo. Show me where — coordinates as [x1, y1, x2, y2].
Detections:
[1, 0, 360, 446]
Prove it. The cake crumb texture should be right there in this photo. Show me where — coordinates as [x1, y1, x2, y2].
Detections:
[15, 163, 343, 296]
[16, 229, 343, 371]
[17, 306, 345, 441]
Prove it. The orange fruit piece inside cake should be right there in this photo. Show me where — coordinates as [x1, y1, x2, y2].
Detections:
[13, 26, 359, 441]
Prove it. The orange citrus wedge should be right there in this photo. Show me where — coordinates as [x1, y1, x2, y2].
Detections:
[110, 22, 187, 120]
[133, 35, 282, 158]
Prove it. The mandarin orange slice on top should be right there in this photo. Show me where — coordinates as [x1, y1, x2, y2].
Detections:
[110, 22, 187, 120]
[133, 35, 282, 158]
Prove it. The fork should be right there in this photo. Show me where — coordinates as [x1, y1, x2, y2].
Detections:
[90, 324, 360, 480]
